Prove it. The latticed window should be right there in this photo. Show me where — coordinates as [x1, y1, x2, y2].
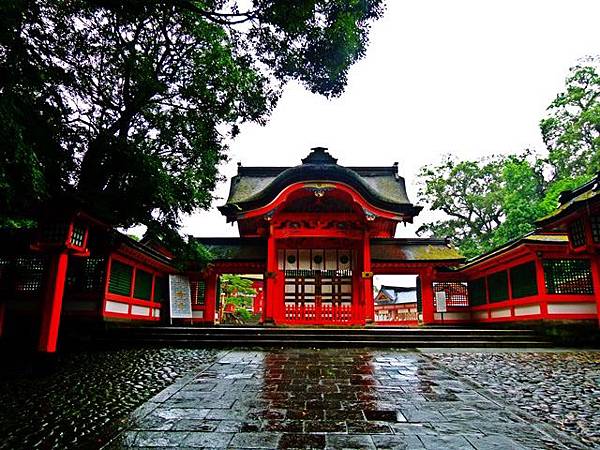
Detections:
[591, 215, 600, 244]
[67, 257, 105, 291]
[41, 221, 69, 244]
[568, 219, 586, 248]
[190, 280, 206, 305]
[285, 269, 352, 278]
[133, 269, 153, 300]
[83, 258, 105, 291]
[468, 277, 487, 306]
[433, 282, 469, 307]
[15, 256, 46, 292]
[70, 222, 86, 247]
[0, 258, 12, 291]
[542, 259, 594, 295]
[108, 260, 133, 296]
[487, 271, 509, 303]
[510, 262, 538, 299]
[154, 276, 170, 303]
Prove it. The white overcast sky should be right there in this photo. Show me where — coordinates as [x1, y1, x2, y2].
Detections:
[179, 0, 600, 241]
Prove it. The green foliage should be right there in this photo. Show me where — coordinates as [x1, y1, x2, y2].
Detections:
[540, 57, 600, 179]
[0, 0, 384, 240]
[141, 221, 213, 269]
[419, 58, 600, 259]
[418, 154, 510, 258]
[220, 274, 257, 299]
[220, 274, 257, 321]
[418, 152, 563, 258]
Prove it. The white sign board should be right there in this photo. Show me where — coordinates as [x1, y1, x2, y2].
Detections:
[169, 274, 192, 319]
[435, 291, 447, 313]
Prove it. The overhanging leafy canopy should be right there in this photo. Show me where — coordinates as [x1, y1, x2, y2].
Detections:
[0, 0, 384, 236]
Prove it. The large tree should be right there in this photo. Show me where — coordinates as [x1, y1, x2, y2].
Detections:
[417, 151, 592, 258]
[417, 153, 545, 258]
[419, 57, 600, 258]
[540, 57, 600, 180]
[0, 0, 384, 237]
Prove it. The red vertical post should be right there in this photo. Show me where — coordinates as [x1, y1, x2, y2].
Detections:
[589, 255, 600, 327]
[204, 270, 218, 324]
[264, 233, 278, 324]
[534, 256, 548, 318]
[421, 269, 435, 325]
[362, 232, 374, 323]
[38, 251, 69, 353]
[352, 265, 363, 325]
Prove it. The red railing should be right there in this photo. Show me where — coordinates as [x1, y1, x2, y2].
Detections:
[284, 302, 353, 324]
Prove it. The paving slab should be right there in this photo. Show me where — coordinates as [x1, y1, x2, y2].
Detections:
[108, 348, 589, 449]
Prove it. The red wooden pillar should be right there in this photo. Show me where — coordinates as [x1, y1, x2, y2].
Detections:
[204, 270, 218, 324]
[590, 255, 600, 326]
[38, 250, 69, 353]
[534, 256, 548, 318]
[362, 232, 374, 323]
[352, 266, 363, 325]
[263, 233, 278, 324]
[420, 269, 435, 324]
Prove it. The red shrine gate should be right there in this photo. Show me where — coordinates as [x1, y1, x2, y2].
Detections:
[194, 147, 465, 327]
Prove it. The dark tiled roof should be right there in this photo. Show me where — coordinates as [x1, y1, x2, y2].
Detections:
[370, 238, 464, 262]
[219, 147, 422, 220]
[457, 232, 568, 270]
[536, 172, 600, 229]
[193, 237, 267, 261]
[191, 237, 464, 263]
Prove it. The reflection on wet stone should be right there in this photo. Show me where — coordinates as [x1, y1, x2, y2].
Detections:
[115, 348, 588, 449]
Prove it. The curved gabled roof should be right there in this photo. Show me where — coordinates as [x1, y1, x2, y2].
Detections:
[536, 172, 600, 229]
[218, 147, 422, 220]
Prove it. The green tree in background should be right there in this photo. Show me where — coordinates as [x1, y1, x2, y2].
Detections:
[541, 57, 600, 180]
[419, 58, 600, 258]
[220, 274, 257, 321]
[418, 153, 548, 258]
[0, 0, 384, 241]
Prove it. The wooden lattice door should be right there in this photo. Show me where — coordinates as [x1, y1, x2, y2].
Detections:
[284, 269, 353, 324]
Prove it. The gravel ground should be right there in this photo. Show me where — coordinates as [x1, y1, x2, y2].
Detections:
[0, 347, 217, 450]
[428, 351, 600, 447]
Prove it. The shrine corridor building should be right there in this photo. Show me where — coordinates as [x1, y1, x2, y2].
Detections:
[1, 148, 600, 352]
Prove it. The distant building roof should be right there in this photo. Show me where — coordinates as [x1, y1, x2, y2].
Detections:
[536, 172, 600, 229]
[218, 147, 422, 221]
[376, 285, 417, 304]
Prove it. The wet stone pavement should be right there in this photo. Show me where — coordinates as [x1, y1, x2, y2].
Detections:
[113, 348, 590, 449]
[428, 351, 600, 447]
[0, 347, 217, 450]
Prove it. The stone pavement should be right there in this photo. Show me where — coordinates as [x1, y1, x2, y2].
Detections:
[110, 348, 588, 449]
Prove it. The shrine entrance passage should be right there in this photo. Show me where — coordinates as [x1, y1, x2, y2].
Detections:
[283, 269, 353, 325]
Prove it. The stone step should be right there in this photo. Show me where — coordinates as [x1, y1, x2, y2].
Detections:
[99, 326, 553, 348]
[112, 326, 541, 335]
[98, 336, 553, 348]
[110, 332, 539, 341]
